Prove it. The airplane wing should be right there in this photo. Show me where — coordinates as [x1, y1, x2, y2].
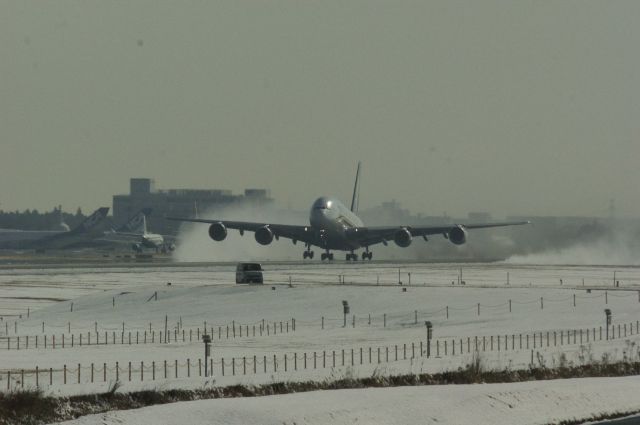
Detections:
[351, 221, 530, 247]
[166, 217, 317, 245]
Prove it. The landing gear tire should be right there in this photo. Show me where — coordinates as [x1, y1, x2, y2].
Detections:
[346, 253, 357, 261]
[362, 251, 372, 260]
[303, 250, 315, 259]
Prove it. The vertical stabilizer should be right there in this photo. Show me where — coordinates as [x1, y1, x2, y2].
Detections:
[350, 162, 362, 213]
[119, 208, 151, 234]
[72, 207, 110, 234]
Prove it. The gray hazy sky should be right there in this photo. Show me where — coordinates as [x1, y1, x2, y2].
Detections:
[1, 1, 639, 218]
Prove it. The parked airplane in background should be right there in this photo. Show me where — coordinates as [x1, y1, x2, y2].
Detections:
[102, 209, 175, 253]
[0, 207, 110, 251]
[168, 163, 529, 261]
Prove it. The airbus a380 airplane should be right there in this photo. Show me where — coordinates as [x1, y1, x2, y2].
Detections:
[168, 164, 529, 261]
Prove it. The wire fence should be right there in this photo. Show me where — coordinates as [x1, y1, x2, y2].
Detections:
[0, 319, 296, 350]
[5, 287, 639, 339]
[3, 320, 639, 392]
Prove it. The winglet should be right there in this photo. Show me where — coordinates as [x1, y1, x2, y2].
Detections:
[350, 161, 361, 213]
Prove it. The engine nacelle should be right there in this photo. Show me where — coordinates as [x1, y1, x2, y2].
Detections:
[448, 225, 468, 245]
[394, 228, 412, 247]
[255, 226, 274, 245]
[208, 222, 227, 241]
[131, 243, 142, 252]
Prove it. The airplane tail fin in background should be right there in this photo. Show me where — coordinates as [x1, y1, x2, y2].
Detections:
[350, 161, 361, 213]
[71, 207, 110, 234]
[119, 208, 151, 234]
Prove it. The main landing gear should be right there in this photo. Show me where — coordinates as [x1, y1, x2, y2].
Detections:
[345, 252, 358, 261]
[321, 251, 334, 261]
[361, 247, 372, 261]
[303, 250, 315, 259]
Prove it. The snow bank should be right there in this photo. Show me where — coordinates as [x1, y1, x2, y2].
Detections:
[56, 376, 640, 425]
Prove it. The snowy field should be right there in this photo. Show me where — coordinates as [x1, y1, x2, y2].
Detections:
[56, 376, 640, 425]
[1, 261, 640, 423]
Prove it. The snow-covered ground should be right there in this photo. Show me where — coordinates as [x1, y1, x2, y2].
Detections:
[1, 261, 640, 423]
[56, 376, 640, 425]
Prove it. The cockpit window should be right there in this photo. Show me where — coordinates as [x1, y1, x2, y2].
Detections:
[312, 198, 332, 210]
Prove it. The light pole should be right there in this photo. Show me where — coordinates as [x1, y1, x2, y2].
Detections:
[604, 309, 612, 340]
[203, 334, 211, 377]
[425, 321, 433, 357]
[342, 301, 350, 327]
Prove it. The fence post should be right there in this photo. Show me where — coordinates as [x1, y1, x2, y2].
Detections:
[64, 365, 67, 384]
[141, 361, 144, 381]
[77, 363, 81, 384]
[128, 362, 132, 381]
[116, 362, 119, 381]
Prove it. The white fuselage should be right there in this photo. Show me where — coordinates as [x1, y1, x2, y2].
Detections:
[141, 233, 164, 248]
[309, 197, 365, 250]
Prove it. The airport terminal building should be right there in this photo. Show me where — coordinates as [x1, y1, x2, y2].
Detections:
[113, 178, 272, 234]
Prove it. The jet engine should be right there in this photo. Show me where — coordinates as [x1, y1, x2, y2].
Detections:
[131, 243, 143, 252]
[394, 228, 412, 247]
[255, 226, 274, 245]
[208, 222, 227, 241]
[448, 225, 468, 245]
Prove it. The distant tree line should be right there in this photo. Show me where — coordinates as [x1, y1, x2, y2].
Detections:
[0, 207, 86, 231]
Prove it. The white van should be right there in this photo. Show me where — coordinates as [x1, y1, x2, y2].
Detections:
[235, 263, 264, 284]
